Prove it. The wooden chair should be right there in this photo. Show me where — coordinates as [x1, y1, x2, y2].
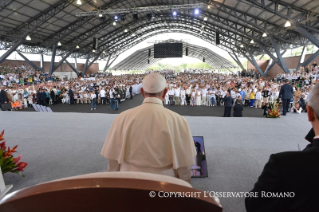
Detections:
[0, 172, 222, 212]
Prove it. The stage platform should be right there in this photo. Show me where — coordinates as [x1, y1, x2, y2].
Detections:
[20, 94, 264, 118]
[0, 110, 311, 212]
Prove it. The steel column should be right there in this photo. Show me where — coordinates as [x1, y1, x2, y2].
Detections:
[301, 50, 319, 67]
[82, 54, 90, 76]
[49, 44, 57, 75]
[295, 25, 319, 48]
[16, 51, 41, 71]
[103, 55, 112, 72]
[246, 49, 265, 76]
[228, 52, 244, 70]
[74, 57, 78, 70]
[270, 35, 290, 73]
[65, 60, 79, 75]
[0, 38, 23, 64]
[296, 46, 306, 71]
[40, 54, 44, 71]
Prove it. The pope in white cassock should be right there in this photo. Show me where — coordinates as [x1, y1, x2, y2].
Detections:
[101, 73, 196, 182]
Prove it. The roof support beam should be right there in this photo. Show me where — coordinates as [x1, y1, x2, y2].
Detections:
[82, 54, 90, 76]
[264, 50, 287, 76]
[296, 46, 307, 71]
[301, 50, 319, 67]
[53, 50, 75, 72]
[295, 25, 319, 49]
[245, 49, 265, 76]
[65, 60, 79, 75]
[49, 44, 57, 75]
[40, 54, 44, 71]
[103, 54, 112, 72]
[228, 52, 244, 70]
[16, 51, 42, 71]
[270, 35, 290, 73]
[0, 38, 23, 65]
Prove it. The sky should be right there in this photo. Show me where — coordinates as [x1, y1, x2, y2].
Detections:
[0, 32, 238, 70]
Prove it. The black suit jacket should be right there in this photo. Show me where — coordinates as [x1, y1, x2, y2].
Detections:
[233, 103, 243, 117]
[245, 139, 319, 212]
[0, 90, 8, 104]
[223, 96, 233, 108]
[68, 89, 74, 98]
[279, 83, 294, 99]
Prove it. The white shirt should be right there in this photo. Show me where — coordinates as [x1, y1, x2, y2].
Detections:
[99, 89, 106, 98]
[91, 93, 96, 100]
[256, 92, 262, 100]
[109, 90, 114, 98]
[174, 88, 181, 97]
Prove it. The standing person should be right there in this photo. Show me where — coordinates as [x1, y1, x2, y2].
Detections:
[255, 89, 262, 109]
[100, 73, 196, 182]
[174, 85, 180, 106]
[223, 92, 233, 117]
[180, 86, 186, 106]
[168, 87, 174, 105]
[68, 87, 74, 104]
[90, 91, 96, 110]
[109, 87, 114, 110]
[0, 86, 9, 110]
[279, 79, 294, 116]
[129, 85, 133, 99]
[186, 86, 191, 105]
[196, 87, 201, 106]
[100, 87, 106, 105]
[233, 96, 244, 117]
[249, 90, 255, 108]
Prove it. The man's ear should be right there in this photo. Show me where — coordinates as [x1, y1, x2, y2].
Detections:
[307, 105, 315, 122]
[141, 88, 145, 98]
[162, 88, 168, 99]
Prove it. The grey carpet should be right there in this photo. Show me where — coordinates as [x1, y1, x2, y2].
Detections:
[0, 111, 311, 212]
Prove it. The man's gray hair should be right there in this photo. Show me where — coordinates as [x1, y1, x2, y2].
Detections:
[308, 83, 319, 118]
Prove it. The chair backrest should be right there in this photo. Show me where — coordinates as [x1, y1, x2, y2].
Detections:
[0, 175, 222, 212]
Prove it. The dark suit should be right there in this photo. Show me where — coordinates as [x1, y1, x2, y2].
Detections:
[245, 138, 319, 212]
[40, 92, 46, 106]
[69, 89, 74, 104]
[129, 86, 133, 99]
[279, 83, 294, 115]
[233, 103, 243, 117]
[223, 96, 233, 117]
[299, 97, 306, 111]
[0, 90, 9, 104]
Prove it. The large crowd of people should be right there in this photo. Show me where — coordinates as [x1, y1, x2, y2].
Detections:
[0, 63, 319, 114]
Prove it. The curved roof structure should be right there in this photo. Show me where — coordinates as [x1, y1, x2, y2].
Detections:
[0, 0, 318, 75]
[112, 39, 238, 70]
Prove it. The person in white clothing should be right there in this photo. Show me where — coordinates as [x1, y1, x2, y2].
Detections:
[180, 87, 186, 105]
[201, 87, 207, 106]
[101, 73, 196, 183]
[91, 92, 97, 110]
[255, 89, 262, 108]
[196, 88, 201, 106]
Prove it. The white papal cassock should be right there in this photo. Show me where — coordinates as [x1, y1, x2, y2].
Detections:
[101, 97, 196, 181]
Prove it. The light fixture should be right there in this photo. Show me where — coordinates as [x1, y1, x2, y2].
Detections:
[26, 35, 31, 41]
[194, 9, 200, 15]
[262, 32, 267, 37]
[240, 44, 244, 48]
[57, 42, 62, 46]
[208, 5, 210, 9]
[76, 45, 80, 49]
[124, 29, 128, 32]
[250, 39, 254, 44]
[132, 33, 136, 36]
[172, 11, 177, 16]
[76, 0, 82, 5]
[113, 15, 118, 21]
[113, 21, 116, 26]
[204, 16, 208, 21]
[99, 11, 103, 17]
[284, 20, 291, 27]
[92, 49, 96, 52]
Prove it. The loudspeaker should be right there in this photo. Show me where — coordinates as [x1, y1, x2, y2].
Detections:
[186, 47, 188, 56]
[148, 49, 151, 57]
[216, 32, 220, 45]
[93, 37, 98, 50]
[203, 57, 205, 62]
[148, 59, 150, 64]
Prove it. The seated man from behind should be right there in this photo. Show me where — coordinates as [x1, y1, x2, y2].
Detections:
[101, 73, 196, 182]
[245, 82, 319, 212]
